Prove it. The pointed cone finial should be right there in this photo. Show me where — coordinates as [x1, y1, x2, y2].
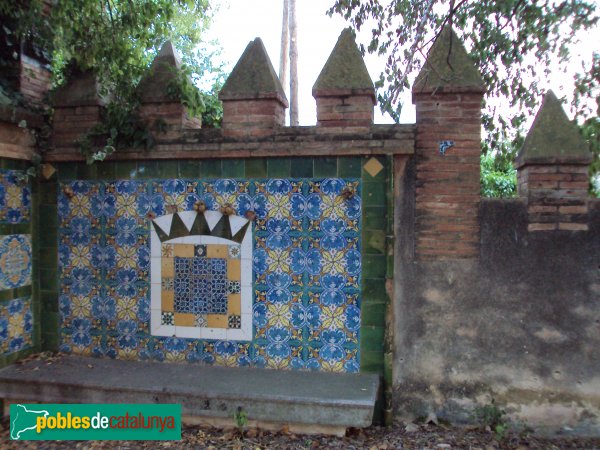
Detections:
[219, 38, 288, 107]
[313, 28, 375, 100]
[413, 26, 484, 94]
[138, 40, 183, 102]
[516, 90, 592, 167]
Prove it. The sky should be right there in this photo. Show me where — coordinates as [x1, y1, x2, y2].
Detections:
[205, 0, 599, 128]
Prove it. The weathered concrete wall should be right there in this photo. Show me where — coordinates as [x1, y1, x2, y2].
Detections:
[394, 196, 600, 435]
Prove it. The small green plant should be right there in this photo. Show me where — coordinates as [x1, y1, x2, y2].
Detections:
[473, 399, 509, 441]
[233, 406, 248, 435]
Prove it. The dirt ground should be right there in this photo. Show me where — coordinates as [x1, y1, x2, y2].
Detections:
[2, 418, 600, 449]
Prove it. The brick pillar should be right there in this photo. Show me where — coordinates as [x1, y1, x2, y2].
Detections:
[312, 28, 375, 128]
[0, 1, 52, 104]
[219, 38, 288, 138]
[412, 27, 485, 259]
[52, 69, 106, 149]
[137, 41, 201, 138]
[516, 91, 592, 232]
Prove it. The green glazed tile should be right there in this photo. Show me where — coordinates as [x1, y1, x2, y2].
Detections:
[39, 204, 57, 229]
[360, 350, 384, 374]
[200, 159, 222, 178]
[114, 161, 138, 179]
[362, 278, 387, 303]
[39, 269, 58, 292]
[363, 182, 386, 206]
[40, 291, 58, 312]
[267, 158, 290, 177]
[15, 285, 32, 298]
[222, 159, 245, 178]
[160, 160, 179, 179]
[245, 159, 267, 178]
[40, 182, 57, 205]
[41, 311, 58, 332]
[57, 162, 79, 181]
[313, 157, 337, 177]
[39, 246, 58, 268]
[138, 160, 163, 179]
[361, 156, 386, 181]
[97, 161, 115, 179]
[364, 206, 387, 230]
[364, 229, 385, 254]
[338, 157, 362, 178]
[178, 160, 200, 178]
[363, 255, 386, 278]
[290, 158, 313, 178]
[361, 303, 386, 327]
[77, 163, 97, 180]
[42, 332, 59, 351]
[38, 227, 57, 248]
[361, 326, 385, 352]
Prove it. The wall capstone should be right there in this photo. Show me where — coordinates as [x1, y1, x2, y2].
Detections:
[219, 38, 288, 138]
[312, 28, 375, 128]
[51, 69, 106, 148]
[516, 90, 593, 231]
[137, 41, 202, 133]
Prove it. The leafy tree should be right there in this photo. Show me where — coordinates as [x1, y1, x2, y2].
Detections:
[0, 0, 224, 160]
[480, 153, 517, 199]
[328, 0, 599, 178]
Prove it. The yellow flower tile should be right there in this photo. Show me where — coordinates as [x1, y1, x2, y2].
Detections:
[207, 244, 228, 258]
[363, 157, 384, 177]
[174, 313, 195, 326]
[227, 259, 241, 281]
[173, 244, 194, 258]
[206, 314, 228, 328]
[227, 294, 241, 315]
[161, 258, 174, 277]
[161, 291, 174, 311]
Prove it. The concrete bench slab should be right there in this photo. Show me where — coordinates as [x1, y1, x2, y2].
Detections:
[0, 355, 379, 434]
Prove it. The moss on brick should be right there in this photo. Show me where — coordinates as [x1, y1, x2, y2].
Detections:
[313, 28, 374, 94]
[413, 26, 484, 94]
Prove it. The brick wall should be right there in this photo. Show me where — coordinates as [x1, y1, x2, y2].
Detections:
[413, 93, 482, 259]
[518, 165, 590, 231]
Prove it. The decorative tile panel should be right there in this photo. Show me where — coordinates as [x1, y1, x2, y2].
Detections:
[0, 169, 31, 224]
[0, 234, 32, 290]
[149, 210, 253, 341]
[0, 297, 33, 355]
[58, 178, 361, 372]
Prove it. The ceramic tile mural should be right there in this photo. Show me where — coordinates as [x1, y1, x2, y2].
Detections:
[149, 210, 253, 341]
[58, 178, 361, 372]
[0, 297, 33, 355]
[0, 234, 32, 290]
[0, 169, 31, 223]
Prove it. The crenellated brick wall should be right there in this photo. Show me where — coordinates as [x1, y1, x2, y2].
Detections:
[515, 91, 592, 231]
[411, 28, 485, 259]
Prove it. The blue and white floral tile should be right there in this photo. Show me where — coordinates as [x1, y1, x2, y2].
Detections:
[0, 169, 31, 224]
[0, 297, 33, 355]
[58, 178, 362, 373]
[0, 234, 32, 290]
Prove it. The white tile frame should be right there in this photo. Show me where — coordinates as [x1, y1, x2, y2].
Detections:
[149, 211, 253, 341]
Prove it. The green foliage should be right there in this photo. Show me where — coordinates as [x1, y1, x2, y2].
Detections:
[79, 102, 155, 165]
[328, 0, 599, 152]
[481, 153, 517, 198]
[1, 0, 225, 161]
[581, 116, 600, 197]
[473, 399, 509, 441]
[233, 407, 248, 432]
